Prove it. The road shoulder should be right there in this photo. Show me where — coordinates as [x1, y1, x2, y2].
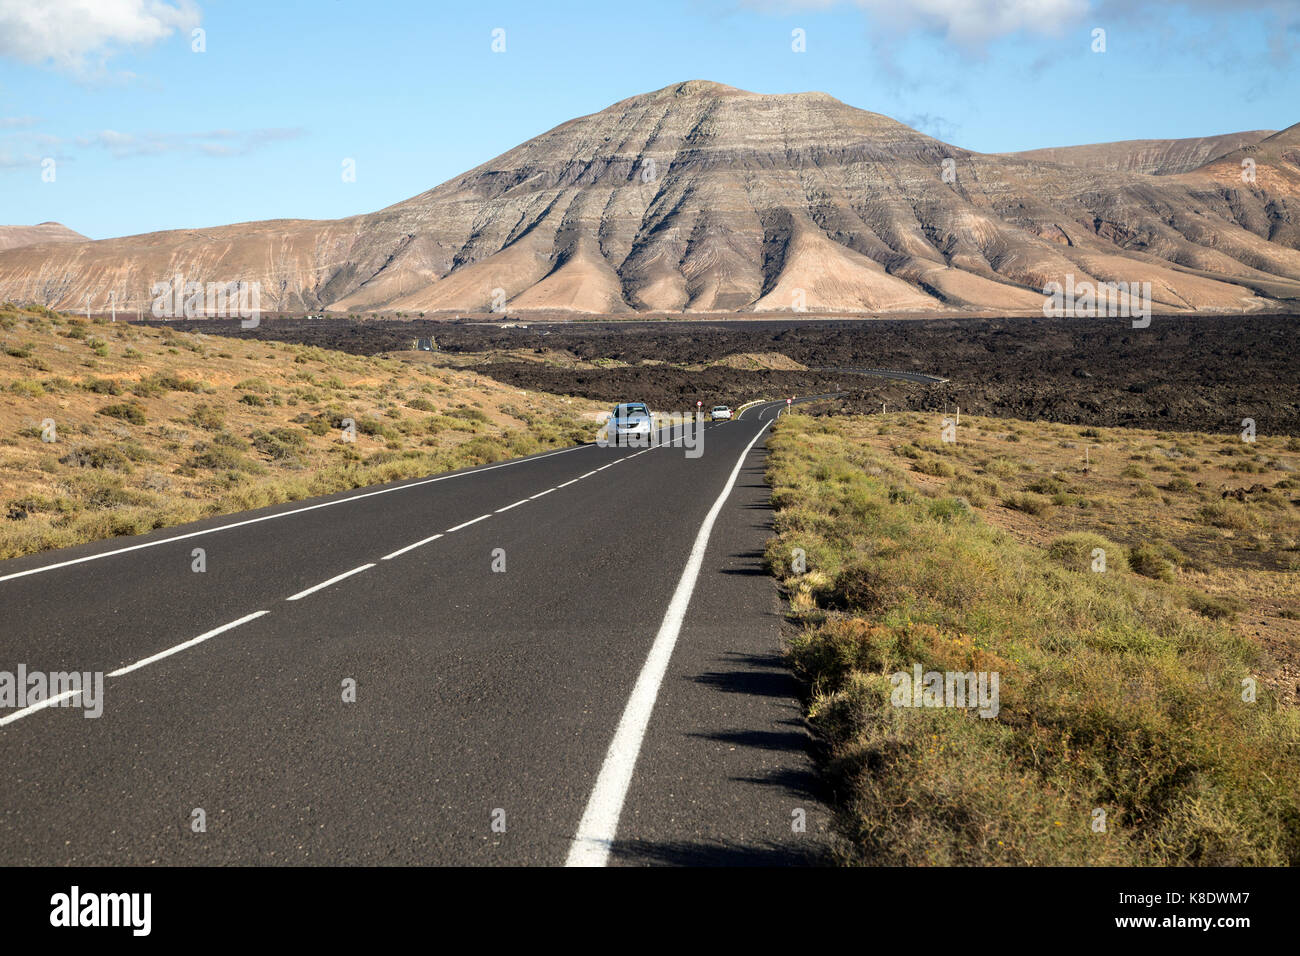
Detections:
[608, 429, 834, 865]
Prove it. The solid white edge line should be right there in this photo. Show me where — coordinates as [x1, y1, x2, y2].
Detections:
[565, 417, 774, 867]
[381, 533, 443, 561]
[446, 514, 492, 533]
[285, 563, 374, 602]
[0, 443, 592, 585]
[106, 610, 271, 679]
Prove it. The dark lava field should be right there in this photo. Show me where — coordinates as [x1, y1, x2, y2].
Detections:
[157, 314, 1300, 434]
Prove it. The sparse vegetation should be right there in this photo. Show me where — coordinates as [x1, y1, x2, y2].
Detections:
[0, 305, 603, 559]
[766, 412, 1300, 866]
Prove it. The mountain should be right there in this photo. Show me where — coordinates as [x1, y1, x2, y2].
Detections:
[0, 222, 86, 253]
[1, 81, 1298, 315]
[1003, 131, 1276, 176]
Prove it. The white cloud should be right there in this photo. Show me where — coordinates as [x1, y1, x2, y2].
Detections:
[759, 0, 1300, 49]
[751, 0, 1090, 43]
[0, 150, 42, 169]
[872, 0, 1089, 43]
[74, 127, 304, 158]
[0, 0, 200, 71]
[1, 126, 303, 171]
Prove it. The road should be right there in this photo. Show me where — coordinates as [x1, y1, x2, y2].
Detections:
[810, 366, 950, 384]
[0, 400, 830, 866]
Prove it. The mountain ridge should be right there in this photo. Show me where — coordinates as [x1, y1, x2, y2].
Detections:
[1, 81, 1297, 315]
[0, 222, 87, 253]
[1002, 130, 1277, 176]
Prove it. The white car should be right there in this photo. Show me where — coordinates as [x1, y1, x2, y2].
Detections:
[710, 405, 733, 421]
[606, 402, 655, 445]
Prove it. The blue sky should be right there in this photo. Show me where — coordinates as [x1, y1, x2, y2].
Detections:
[1, 0, 1296, 239]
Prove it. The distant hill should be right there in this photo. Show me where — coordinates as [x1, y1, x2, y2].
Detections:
[0, 222, 86, 252]
[1003, 131, 1276, 175]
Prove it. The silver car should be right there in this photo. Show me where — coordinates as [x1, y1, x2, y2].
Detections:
[607, 402, 654, 445]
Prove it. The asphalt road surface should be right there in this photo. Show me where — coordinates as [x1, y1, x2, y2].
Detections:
[0, 400, 830, 866]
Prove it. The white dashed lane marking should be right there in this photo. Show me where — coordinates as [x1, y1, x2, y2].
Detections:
[0, 405, 785, 732]
[381, 533, 444, 561]
[286, 564, 375, 602]
[108, 611, 272, 679]
[446, 514, 493, 533]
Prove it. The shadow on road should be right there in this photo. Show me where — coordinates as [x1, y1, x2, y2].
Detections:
[719, 547, 770, 577]
[692, 651, 798, 697]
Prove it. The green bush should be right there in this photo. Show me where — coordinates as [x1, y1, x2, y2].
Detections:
[190, 443, 248, 471]
[82, 378, 124, 395]
[927, 497, 975, 523]
[188, 403, 225, 431]
[449, 406, 490, 424]
[1199, 501, 1254, 529]
[250, 428, 306, 461]
[58, 444, 133, 471]
[130, 372, 200, 397]
[913, 457, 955, 478]
[9, 380, 44, 398]
[97, 402, 147, 425]
[1002, 491, 1052, 516]
[1047, 532, 1129, 573]
[1128, 542, 1176, 581]
[1184, 589, 1245, 621]
[1025, 475, 1068, 496]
